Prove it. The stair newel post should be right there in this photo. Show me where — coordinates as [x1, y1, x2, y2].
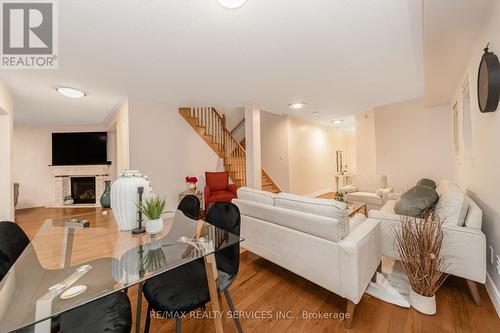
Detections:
[222, 114, 226, 130]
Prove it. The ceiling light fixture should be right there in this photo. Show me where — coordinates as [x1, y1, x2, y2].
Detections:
[217, 0, 248, 9]
[56, 87, 86, 99]
[288, 102, 307, 110]
[331, 120, 343, 125]
[312, 112, 318, 116]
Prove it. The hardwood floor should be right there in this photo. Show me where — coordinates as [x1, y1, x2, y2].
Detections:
[13, 207, 500, 333]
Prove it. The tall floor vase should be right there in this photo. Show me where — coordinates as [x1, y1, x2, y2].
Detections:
[100, 180, 111, 208]
[111, 171, 151, 231]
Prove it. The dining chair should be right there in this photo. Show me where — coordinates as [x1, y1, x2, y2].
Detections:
[0, 221, 132, 333]
[142, 202, 243, 333]
[177, 194, 201, 220]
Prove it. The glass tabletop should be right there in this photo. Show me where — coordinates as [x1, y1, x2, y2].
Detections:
[347, 201, 367, 216]
[0, 210, 242, 333]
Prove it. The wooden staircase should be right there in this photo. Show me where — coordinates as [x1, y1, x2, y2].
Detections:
[179, 107, 281, 193]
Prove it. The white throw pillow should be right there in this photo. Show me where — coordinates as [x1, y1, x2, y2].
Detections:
[236, 187, 276, 206]
[434, 183, 468, 226]
[275, 192, 349, 234]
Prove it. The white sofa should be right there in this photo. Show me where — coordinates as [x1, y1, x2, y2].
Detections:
[369, 180, 486, 305]
[341, 174, 393, 210]
[233, 187, 382, 327]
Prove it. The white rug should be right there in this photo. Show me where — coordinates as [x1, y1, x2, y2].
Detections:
[365, 258, 411, 308]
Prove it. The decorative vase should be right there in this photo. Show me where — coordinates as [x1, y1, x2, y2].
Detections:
[146, 218, 163, 235]
[187, 182, 197, 192]
[111, 170, 152, 231]
[100, 180, 111, 208]
[64, 198, 74, 205]
[409, 288, 436, 315]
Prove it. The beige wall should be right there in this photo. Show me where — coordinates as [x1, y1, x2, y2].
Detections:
[374, 99, 453, 192]
[355, 109, 376, 174]
[12, 124, 112, 209]
[260, 111, 290, 192]
[128, 99, 224, 210]
[451, 0, 500, 294]
[287, 116, 353, 195]
[0, 81, 13, 220]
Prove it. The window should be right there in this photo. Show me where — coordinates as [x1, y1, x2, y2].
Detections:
[461, 80, 473, 158]
[453, 102, 460, 156]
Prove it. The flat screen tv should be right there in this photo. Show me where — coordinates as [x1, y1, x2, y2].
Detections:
[52, 132, 108, 166]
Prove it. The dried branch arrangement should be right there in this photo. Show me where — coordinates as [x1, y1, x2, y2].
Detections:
[394, 211, 448, 297]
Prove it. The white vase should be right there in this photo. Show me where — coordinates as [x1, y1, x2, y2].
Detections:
[146, 218, 163, 235]
[410, 288, 436, 315]
[111, 170, 151, 231]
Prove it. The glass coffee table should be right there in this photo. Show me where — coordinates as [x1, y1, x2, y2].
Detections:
[347, 201, 367, 217]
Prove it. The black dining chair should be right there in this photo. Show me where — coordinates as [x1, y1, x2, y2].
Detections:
[142, 202, 243, 333]
[177, 195, 201, 220]
[0, 221, 132, 333]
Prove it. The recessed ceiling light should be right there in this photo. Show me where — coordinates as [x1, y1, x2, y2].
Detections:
[217, 0, 248, 9]
[56, 87, 86, 99]
[331, 120, 343, 125]
[312, 112, 319, 116]
[288, 102, 307, 110]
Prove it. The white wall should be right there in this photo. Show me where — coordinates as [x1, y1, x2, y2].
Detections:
[287, 116, 352, 195]
[355, 109, 377, 174]
[106, 99, 129, 176]
[0, 81, 13, 220]
[12, 124, 113, 209]
[128, 99, 224, 210]
[374, 99, 453, 192]
[451, 0, 500, 297]
[260, 111, 290, 192]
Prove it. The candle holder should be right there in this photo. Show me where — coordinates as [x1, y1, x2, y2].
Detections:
[132, 186, 146, 234]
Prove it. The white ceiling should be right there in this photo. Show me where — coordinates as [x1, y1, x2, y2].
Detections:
[1, 0, 424, 126]
[423, 0, 495, 106]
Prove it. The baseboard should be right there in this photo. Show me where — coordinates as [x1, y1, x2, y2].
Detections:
[486, 273, 500, 317]
[304, 187, 336, 198]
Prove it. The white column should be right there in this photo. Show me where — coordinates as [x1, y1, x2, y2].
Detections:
[244, 106, 262, 189]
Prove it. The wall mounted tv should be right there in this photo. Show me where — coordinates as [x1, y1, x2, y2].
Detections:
[52, 132, 109, 166]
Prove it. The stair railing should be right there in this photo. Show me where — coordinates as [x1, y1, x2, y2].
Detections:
[187, 107, 247, 187]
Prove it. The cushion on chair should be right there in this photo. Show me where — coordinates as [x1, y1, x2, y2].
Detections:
[59, 292, 132, 333]
[394, 185, 439, 218]
[464, 197, 482, 229]
[346, 192, 383, 206]
[417, 178, 437, 189]
[352, 174, 387, 193]
[236, 187, 275, 206]
[143, 258, 210, 314]
[206, 172, 229, 191]
[208, 191, 237, 202]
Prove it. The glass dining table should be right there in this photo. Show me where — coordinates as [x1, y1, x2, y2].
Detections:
[0, 210, 242, 333]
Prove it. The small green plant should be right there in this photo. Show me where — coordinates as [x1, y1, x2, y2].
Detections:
[136, 196, 167, 220]
[64, 195, 73, 201]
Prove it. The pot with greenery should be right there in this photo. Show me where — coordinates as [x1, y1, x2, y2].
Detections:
[137, 196, 167, 235]
[394, 211, 448, 315]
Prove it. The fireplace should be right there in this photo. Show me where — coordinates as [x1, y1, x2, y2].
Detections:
[71, 177, 96, 204]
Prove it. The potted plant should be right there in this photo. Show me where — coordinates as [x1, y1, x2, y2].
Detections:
[136, 196, 167, 235]
[63, 195, 74, 205]
[394, 211, 448, 315]
[185, 176, 198, 192]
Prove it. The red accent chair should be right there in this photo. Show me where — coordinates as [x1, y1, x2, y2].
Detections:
[204, 172, 237, 208]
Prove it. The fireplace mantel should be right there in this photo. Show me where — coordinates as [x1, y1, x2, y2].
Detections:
[49, 164, 111, 177]
[48, 164, 111, 207]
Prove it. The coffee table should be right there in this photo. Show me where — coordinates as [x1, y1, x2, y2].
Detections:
[347, 201, 367, 217]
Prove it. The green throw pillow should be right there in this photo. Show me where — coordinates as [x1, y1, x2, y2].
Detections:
[394, 184, 439, 218]
[416, 178, 437, 190]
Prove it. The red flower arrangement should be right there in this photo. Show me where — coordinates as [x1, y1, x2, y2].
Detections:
[185, 176, 198, 184]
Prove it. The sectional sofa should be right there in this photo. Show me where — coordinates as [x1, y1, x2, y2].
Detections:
[232, 187, 381, 328]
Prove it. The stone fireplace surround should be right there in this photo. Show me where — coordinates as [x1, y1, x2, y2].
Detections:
[49, 165, 111, 207]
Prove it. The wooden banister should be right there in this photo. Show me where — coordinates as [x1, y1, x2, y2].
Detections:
[179, 106, 281, 192]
